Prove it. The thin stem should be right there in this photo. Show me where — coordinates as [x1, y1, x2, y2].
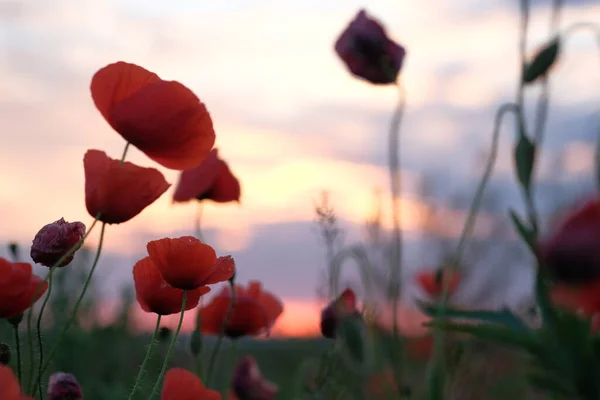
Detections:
[13, 325, 21, 383]
[225, 341, 238, 400]
[34, 267, 56, 396]
[128, 315, 162, 400]
[195, 202, 205, 243]
[388, 82, 406, 337]
[35, 222, 107, 390]
[206, 282, 236, 387]
[120, 142, 131, 166]
[148, 291, 188, 400]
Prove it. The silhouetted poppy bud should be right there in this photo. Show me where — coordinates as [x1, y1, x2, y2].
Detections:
[31, 218, 86, 268]
[7, 243, 19, 262]
[320, 289, 359, 339]
[232, 356, 278, 400]
[523, 37, 560, 84]
[47, 372, 83, 400]
[158, 326, 172, 343]
[0, 343, 10, 365]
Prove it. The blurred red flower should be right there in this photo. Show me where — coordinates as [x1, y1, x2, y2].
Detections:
[320, 288, 360, 339]
[335, 9, 406, 85]
[47, 372, 83, 400]
[0, 258, 48, 320]
[0, 365, 32, 400]
[172, 148, 241, 204]
[199, 281, 283, 339]
[30, 218, 86, 268]
[161, 368, 221, 400]
[84, 150, 170, 224]
[147, 236, 235, 290]
[416, 268, 460, 298]
[232, 355, 278, 400]
[367, 368, 400, 399]
[540, 199, 600, 284]
[133, 257, 210, 315]
[90, 62, 215, 170]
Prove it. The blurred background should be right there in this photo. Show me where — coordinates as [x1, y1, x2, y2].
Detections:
[0, 1, 599, 396]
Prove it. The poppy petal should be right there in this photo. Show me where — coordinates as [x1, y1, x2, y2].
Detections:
[90, 62, 161, 130]
[147, 237, 218, 290]
[110, 81, 215, 170]
[202, 256, 235, 285]
[0, 365, 23, 400]
[172, 149, 221, 203]
[161, 368, 221, 400]
[199, 160, 241, 203]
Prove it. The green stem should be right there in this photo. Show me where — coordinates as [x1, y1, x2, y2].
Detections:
[225, 341, 238, 400]
[13, 325, 21, 383]
[34, 222, 107, 392]
[33, 267, 56, 396]
[206, 282, 236, 387]
[128, 315, 162, 400]
[148, 291, 188, 400]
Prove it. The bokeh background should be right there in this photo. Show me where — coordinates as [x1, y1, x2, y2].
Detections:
[1, 0, 600, 338]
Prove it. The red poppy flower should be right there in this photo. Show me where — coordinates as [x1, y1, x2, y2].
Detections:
[147, 236, 235, 290]
[0, 365, 32, 400]
[30, 218, 86, 268]
[133, 257, 211, 315]
[161, 368, 221, 400]
[172, 149, 241, 204]
[232, 356, 278, 400]
[199, 281, 283, 338]
[84, 149, 170, 224]
[416, 268, 460, 298]
[335, 9, 406, 85]
[540, 199, 600, 284]
[90, 62, 215, 171]
[0, 258, 48, 320]
[320, 289, 360, 339]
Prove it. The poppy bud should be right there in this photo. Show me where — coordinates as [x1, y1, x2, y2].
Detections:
[190, 329, 203, 357]
[7, 242, 19, 262]
[0, 343, 10, 365]
[232, 356, 278, 400]
[47, 372, 83, 400]
[320, 289, 359, 339]
[30, 218, 86, 268]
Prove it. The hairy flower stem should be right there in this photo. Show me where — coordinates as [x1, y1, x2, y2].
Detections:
[128, 315, 162, 400]
[206, 282, 236, 387]
[34, 267, 56, 398]
[149, 291, 188, 399]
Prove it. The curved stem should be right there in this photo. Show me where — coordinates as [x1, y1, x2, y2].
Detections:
[206, 282, 236, 387]
[195, 202, 205, 243]
[120, 142, 131, 166]
[128, 315, 162, 400]
[13, 325, 21, 383]
[33, 267, 56, 396]
[148, 291, 188, 400]
[35, 222, 107, 390]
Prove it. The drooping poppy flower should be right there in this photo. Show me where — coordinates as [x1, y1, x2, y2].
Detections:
[146, 236, 235, 290]
[47, 372, 83, 400]
[0, 258, 48, 320]
[161, 368, 221, 400]
[320, 289, 360, 339]
[30, 218, 86, 268]
[416, 268, 460, 298]
[90, 62, 216, 171]
[199, 281, 283, 338]
[232, 356, 278, 400]
[540, 199, 600, 284]
[172, 148, 241, 204]
[0, 365, 32, 400]
[335, 9, 406, 85]
[84, 149, 171, 224]
[133, 257, 211, 315]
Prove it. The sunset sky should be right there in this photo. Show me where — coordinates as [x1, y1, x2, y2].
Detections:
[1, 0, 599, 336]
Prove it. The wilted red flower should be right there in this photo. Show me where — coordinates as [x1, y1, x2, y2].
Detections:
[0, 258, 48, 320]
[320, 288, 360, 339]
[172, 148, 241, 204]
[91, 62, 216, 171]
[0, 365, 32, 400]
[232, 356, 278, 400]
[47, 372, 83, 400]
[199, 281, 283, 338]
[161, 368, 221, 400]
[30, 218, 86, 268]
[540, 199, 600, 284]
[133, 257, 211, 315]
[335, 9, 406, 85]
[416, 268, 460, 298]
[84, 149, 170, 224]
[147, 236, 235, 290]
